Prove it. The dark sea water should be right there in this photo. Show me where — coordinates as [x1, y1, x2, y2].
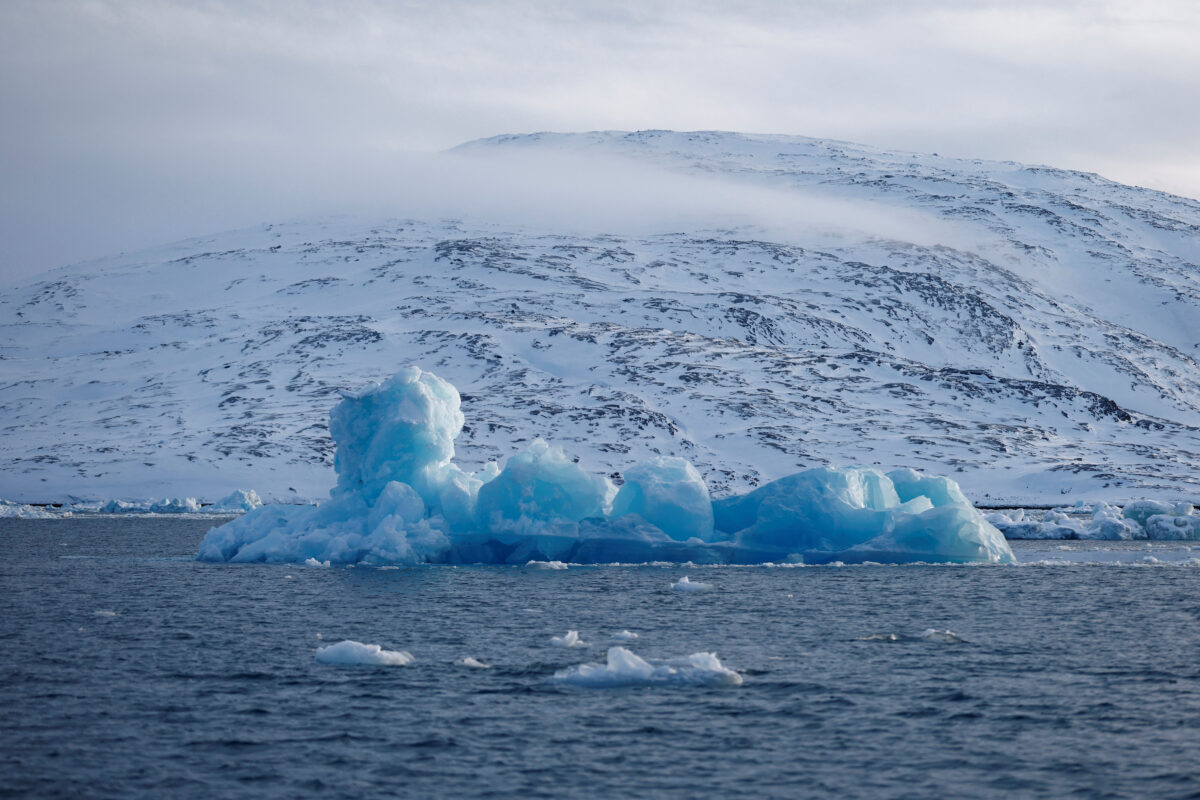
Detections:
[3, 517, 1200, 799]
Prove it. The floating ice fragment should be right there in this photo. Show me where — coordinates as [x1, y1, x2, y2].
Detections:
[525, 560, 568, 570]
[671, 576, 711, 592]
[314, 640, 413, 666]
[860, 629, 966, 643]
[304, 558, 331, 568]
[93, 610, 117, 617]
[461, 657, 491, 668]
[551, 646, 742, 688]
[207, 489, 263, 513]
[0, 501, 58, 519]
[611, 630, 639, 641]
[550, 630, 588, 648]
[101, 497, 203, 514]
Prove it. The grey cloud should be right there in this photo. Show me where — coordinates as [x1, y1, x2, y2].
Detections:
[1, 0, 1197, 281]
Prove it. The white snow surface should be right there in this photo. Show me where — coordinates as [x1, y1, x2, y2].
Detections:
[3, 131, 1200, 505]
[550, 646, 742, 688]
[314, 640, 414, 666]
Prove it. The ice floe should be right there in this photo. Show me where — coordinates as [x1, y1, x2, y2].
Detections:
[859, 629, 966, 643]
[314, 640, 413, 666]
[207, 489, 264, 513]
[90, 490, 262, 515]
[671, 576, 712, 592]
[550, 630, 588, 648]
[551, 646, 742, 687]
[988, 500, 1200, 541]
[0, 501, 59, 519]
[611, 630, 639, 641]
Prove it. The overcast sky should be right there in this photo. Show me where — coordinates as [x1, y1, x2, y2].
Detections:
[2, 0, 1198, 281]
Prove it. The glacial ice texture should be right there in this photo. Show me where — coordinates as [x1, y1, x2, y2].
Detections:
[197, 368, 1016, 566]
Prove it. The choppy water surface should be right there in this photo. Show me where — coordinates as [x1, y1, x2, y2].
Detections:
[3, 519, 1200, 798]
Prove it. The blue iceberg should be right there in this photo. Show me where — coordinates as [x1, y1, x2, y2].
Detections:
[198, 367, 1015, 566]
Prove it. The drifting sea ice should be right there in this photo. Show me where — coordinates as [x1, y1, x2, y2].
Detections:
[207, 489, 264, 513]
[101, 497, 203, 514]
[551, 647, 742, 688]
[0, 501, 58, 519]
[550, 630, 588, 648]
[671, 576, 712, 592]
[314, 640, 414, 666]
[611, 630, 639, 641]
[988, 501, 1200, 541]
[197, 367, 1017, 566]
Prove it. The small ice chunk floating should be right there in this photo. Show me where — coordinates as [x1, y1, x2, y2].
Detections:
[197, 368, 1015, 566]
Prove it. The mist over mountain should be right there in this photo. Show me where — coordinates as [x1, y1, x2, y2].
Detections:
[3, 130, 1198, 505]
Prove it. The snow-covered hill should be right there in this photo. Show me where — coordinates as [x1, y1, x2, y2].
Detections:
[3, 131, 1199, 504]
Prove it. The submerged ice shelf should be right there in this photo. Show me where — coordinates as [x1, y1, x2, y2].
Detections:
[197, 367, 1016, 566]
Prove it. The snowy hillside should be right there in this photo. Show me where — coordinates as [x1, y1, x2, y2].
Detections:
[2, 130, 1199, 504]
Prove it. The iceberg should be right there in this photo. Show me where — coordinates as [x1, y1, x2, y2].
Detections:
[197, 367, 1017, 565]
[610, 457, 715, 542]
[989, 500, 1200, 541]
[101, 497, 203, 514]
[713, 466, 1013, 564]
[671, 576, 712, 592]
[550, 630, 588, 648]
[207, 489, 264, 513]
[0, 501, 59, 519]
[314, 640, 413, 666]
[551, 646, 742, 688]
